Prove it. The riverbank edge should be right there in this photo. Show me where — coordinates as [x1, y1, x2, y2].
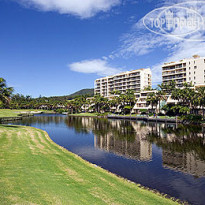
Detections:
[31, 127, 184, 204]
[68, 114, 182, 123]
[0, 124, 181, 204]
[0, 110, 56, 123]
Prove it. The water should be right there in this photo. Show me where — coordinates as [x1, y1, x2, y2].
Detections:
[9, 114, 205, 204]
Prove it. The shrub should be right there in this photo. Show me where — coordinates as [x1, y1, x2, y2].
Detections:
[180, 114, 202, 124]
[56, 109, 67, 114]
[158, 113, 165, 116]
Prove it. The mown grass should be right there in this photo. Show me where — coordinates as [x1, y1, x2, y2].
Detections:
[0, 125, 178, 205]
[69, 113, 99, 117]
[0, 109, 54, 118]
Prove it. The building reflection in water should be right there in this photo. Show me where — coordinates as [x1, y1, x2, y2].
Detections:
[65, 117, 153, 161]
[146, 122, 205, 178]
[62, 116, 205, 178]
[94, 120, 152, 161]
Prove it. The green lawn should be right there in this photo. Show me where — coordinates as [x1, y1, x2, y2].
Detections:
[69, 113, 99, 117]
[0, 109, 54, 118]
[0, 125, 178, 205]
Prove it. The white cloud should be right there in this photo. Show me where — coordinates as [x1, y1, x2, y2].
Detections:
[69, 59, 122, 76]
[17, 0, 121, 18]
[115, 0, 205, 86]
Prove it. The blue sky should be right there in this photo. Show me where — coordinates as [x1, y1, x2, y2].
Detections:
[1, 0, 205, 97]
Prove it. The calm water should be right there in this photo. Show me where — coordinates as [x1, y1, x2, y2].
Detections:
[10, 114, 205, 205]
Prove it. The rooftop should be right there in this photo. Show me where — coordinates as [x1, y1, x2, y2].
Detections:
[163, 55, 204, 67]
[95, 68, 151, 81]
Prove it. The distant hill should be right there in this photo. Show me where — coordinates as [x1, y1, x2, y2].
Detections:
[40, 89, 94, 102]
[68, 89, 94, 99]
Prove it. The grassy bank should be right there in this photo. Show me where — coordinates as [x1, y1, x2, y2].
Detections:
[0, 125, 178, 205]
[0, 109, 55, 118]
[69, 113, 100, 117]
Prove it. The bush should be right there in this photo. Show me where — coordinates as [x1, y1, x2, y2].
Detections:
[180, 114, 202, 124]
[55, 109, 67, 114]
[158, 113, 165, 116]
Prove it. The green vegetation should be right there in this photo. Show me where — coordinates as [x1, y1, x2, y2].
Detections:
[0, 125, 177, 205]
[146, 81, 205, 123]
[9, 89, 94, 110]
[0, 109, 54, 118]
[69, 113, 99, 117]
[0, 78, 13, 108]
[1, 76, 205, 124]
[68, 88, 94, 98]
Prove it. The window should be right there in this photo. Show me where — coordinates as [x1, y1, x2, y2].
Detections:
[194, 66, 197, 69]
[189, 77, 191, 80]
[189, 72, 191, 75]
[194, 71, 196, 74]
[194, 61, 195, 64]
[194, 77, 196, 80]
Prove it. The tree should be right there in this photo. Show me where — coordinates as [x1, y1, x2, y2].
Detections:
[143, 86, 153, 91]
[0, 78, 14, 107]
[92, 95, 108, 113]
[124, 90, 136, 114]
[196, 87, 205, 119]
[171, 83, 195, 115]
[147, 92, 158, 113]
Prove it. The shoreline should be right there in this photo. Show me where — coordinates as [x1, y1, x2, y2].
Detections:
[0, 124, 180, 204]
[68, 113, 181, 123]
[0, 110, 56, 123]
[42, 127, 182, 204]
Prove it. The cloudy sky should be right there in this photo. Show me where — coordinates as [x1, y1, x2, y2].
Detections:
[1, 0, 205, 97]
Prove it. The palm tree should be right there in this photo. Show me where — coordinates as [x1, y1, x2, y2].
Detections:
[124, 90, 136, 114]
[146, 92, 158, 113]
[196, 87, 205, 119]
[0, 78, 14, 107]
[171, 82, 195, 115]
[156, 84, 167, 114]
[92, 95, 108, 113]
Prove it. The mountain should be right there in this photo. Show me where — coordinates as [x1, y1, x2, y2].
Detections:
[39, 89, 94, 102]
[68, 89, 94, 99]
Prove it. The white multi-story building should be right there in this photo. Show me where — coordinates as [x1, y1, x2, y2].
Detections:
[162, 55, 205, 87]
[95, 68, 152, 97]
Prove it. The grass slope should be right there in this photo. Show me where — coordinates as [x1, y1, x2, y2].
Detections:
[0, 125, 178, 205]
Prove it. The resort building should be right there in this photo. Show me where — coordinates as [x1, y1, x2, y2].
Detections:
[162, 55, 205, 87]
[94, 68, 152, 97]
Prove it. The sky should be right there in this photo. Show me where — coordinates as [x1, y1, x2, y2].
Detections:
[1, 0, 205, 97]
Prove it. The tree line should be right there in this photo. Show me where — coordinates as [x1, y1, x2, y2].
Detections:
[1, 77, 205, 121]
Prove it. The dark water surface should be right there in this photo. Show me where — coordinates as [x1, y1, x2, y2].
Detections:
[10, 114, 205, 204]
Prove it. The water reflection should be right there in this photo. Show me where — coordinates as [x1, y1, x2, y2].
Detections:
[94, 121, 152, 161]
[65, 117, 205, 177]
[147, 124, 205, 178]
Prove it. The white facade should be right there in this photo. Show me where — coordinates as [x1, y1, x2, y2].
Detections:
[95, 68, 152, 97]
[132, 90, 157, 112]
[162, 55, 205, 87]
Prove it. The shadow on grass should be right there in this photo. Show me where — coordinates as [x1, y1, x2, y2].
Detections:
[0, 125, 21, 129]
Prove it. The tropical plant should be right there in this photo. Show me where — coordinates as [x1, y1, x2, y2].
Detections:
[0, 78, 14, 107]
